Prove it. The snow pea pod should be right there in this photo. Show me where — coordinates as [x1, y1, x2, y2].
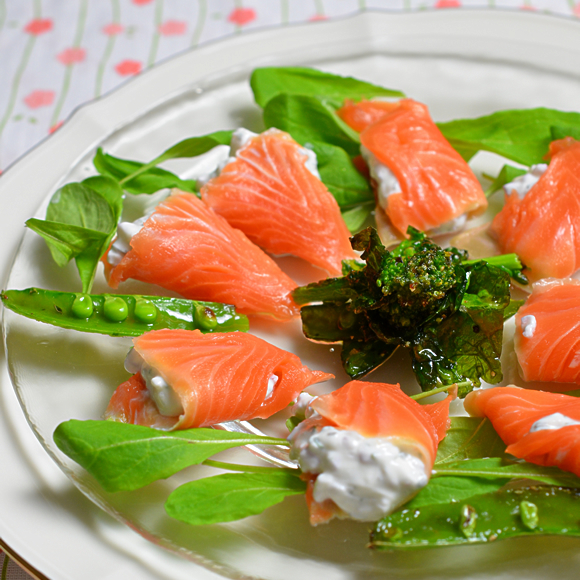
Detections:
[370, 486, 580, 549]
[1, 287, 248, 337]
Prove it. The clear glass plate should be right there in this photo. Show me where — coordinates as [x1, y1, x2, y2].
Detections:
[3, 10, 580, 580]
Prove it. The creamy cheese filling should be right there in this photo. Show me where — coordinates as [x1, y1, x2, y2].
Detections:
[520, 314, 537, 338]
[529, 412, 580, 433]
[124, 348, 184, 417]
[504, 164, 548, 198]
[289, 423, 428, 521]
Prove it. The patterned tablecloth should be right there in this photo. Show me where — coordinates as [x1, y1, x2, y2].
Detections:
[0, 0, 579, 578]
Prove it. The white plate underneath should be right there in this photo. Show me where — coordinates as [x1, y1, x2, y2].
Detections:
[2, 9, 580, 580]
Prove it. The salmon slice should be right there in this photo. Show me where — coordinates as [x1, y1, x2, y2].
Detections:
[290, 380, 453, 524]
[514, 278, 580, 387]
[104, 328, 333, 429]
[464, 386, 580, 477]
[337, 99, 400, 133]
[337, 98, 487, 238]
[201, 128, 357, 275]
[490, 137, 580, 281]
[106, 191, 298, 320]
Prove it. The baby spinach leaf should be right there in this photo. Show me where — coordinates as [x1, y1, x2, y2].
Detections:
[250, 66, 404, 109]
[263, 94, 361, 157]
[307, 141, 373, 207]
[94, 148, 197, 194]
[165, 470, 306, 525]
[437, 107, 580, 165]
[435, 417, 507, 464]
[484, 163, 527, 197]
[371, 486, 580, 549]
[341, 203, 373, 233]
[550, 124, 580, 141]
[54, 419, 289, 493]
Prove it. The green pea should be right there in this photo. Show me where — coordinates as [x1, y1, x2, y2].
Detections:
[520, 500, 539, 530]
[134, 298, 158, 323]
[104, 296, 128, 322]
[71, 294, 94, 319]
[193, 304, 217, 330]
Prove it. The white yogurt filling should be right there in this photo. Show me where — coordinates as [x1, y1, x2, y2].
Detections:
[107, 218, 146, 267]
[529, 412, 580, 433]
[289, 424, 428, 521]
[124, 348, 184, 417]
[504, 164, 548, 198]
[520, 314, 537, 339]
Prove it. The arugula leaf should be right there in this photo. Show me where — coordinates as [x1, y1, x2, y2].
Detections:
[54, 419, 289, 492]
[371, 486, 580, 549]
[434, 457, 580, 488]
[307, 141, 373, 207]
[551, 124, 580, 141]
[405, 475, 506, 511]
[435, 417, 507, 464]
[484, 163, 527, 197]
[45, 182, 116, 232]
[165, 470, 306, 525]
[94, 148, 197, 194]
[437, 107, 580, 165]
[151, 130, 233, 164]
[26, 176, 124, 293]
[263, 94, 361, 157]
[250, 66, 404, 109]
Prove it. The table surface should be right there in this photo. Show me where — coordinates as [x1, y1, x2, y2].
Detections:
[2, 0, 580, 578]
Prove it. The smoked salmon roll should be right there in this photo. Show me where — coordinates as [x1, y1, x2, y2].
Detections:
[288, 381, 453, 524]
[201, 128, 357, 275]
[105, 191, 299, 321]
[465, 386, 580, 478]
[514, 278, 580, 388]
[104, 329, 334, 430]
[337, 99, 487, 242]
[490, 137, 580, 281]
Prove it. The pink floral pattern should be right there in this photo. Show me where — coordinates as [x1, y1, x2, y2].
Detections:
[159, 20, 187, 36]
[103, 23, 124, 36]
[434, 0, 462, 7]
[57, 48, 86, 65]
[23, 90, 55, 109]
[24, 18, 53, 35]
[228, 7, 256, 26]
[132, 0, 154, 5]
[115, 59, 142, 76]
[49, 121, 64, 134]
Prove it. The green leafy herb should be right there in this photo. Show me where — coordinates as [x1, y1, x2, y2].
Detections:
[434, 417, 507, 464]
[263, 93, 361, 157]
[250, 66, 404, 109]
[437, 107, 580, 165]
[54, 420, 289, 492]
[371, 486, 580, 549]
[94, 148, 197, 194]
[484, 163, 527, 197]
[293, 227, 521, 394]
[165, 470, 306, 525]
[26, 176, 124, 293]
[307, 141, 373, 208]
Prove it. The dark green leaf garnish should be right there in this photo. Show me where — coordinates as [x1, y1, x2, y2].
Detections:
[294, 227, 523, 395]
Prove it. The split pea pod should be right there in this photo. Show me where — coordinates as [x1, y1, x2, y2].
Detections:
[370, 486, 580, 549]
[1, 287, 249, 337]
